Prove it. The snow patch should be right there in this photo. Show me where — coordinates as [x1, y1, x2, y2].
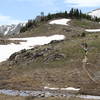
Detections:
[44, 86, 80, 91]
[44, 87, 59, 90]
[88, 9, 100, 18]
[85, 29, 100, 32]
[49, 18, 71, 26]
[10, 25, 17, 32]
[4, 27, 10, 35]
[0, 35, 65, 62]
[61, 87, 80, 91]
[77, 95, 100, 100]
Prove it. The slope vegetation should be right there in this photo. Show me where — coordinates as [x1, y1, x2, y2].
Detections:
[0, 18, 100, 97]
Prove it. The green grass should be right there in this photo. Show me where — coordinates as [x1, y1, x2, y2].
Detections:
[70, 19, 100, 29]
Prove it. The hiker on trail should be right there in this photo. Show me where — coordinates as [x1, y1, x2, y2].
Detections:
[81, 42, 88, 55]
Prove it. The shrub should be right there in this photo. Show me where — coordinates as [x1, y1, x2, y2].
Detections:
[81, 32, 86, 37]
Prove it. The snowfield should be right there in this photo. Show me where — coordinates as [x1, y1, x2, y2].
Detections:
[85, 29, 100, 32]
[77, 95, 100, 100]
[0, 35, 65, 62]
[49, 18, 71, 25]
[88, 9, 100, 18]
[60, 87, 80, 91]
[44, 86, 80, 91]
[44, 86, 59, 90]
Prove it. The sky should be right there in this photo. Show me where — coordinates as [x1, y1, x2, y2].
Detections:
[0, 0, 100, 25]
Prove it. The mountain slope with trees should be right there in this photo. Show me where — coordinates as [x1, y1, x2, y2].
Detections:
[0, 8, 100, 99]
[20, 8, 100, 33]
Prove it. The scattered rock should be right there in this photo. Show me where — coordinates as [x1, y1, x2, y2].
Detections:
[49, 40, 64, 44]
[44, 53, 65, 62]
[9, 52, 18, 61]
[8, 45, 65, 65]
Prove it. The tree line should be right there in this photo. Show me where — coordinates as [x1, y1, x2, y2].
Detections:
[20, 8, 100, 33]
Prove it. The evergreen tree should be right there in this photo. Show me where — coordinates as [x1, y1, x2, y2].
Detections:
[69, 8, 74, 17]
[64, 11, 68, 18]
[79, 10, 82, 18]
[47, 13, 52, 20]
[76, 9, 80, 18]
[20, 8, 100, 33]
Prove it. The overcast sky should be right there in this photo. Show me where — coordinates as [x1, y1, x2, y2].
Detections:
[0, 0, 100, 25]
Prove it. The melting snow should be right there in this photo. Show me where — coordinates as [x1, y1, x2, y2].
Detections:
[0, 35, 65, 62]
[44, 87, 59, 90]
[77, 95, 100, 100]
[88, 9, 100, 18]
[61, 87, 80, 91]
[44, 86, 80, 91]
[49, 18, 71, 26]
[85, 29, 100, 32]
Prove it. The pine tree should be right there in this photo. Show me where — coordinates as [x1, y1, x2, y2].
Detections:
[79, 10, 82, 18]
[64, 11, 68, 18]
[47, 13, 52, 20]
[69, 8, 74, 18]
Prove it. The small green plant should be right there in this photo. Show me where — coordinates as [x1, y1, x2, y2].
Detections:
[94, 35, 98, 38]
[81, 32, 86, 37]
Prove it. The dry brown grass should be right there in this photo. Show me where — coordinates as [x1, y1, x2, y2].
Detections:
[0, 19, 100, 96]
[0, 95, 94, 100]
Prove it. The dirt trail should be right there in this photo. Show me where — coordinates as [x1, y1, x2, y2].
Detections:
[82, 49, 97, 83]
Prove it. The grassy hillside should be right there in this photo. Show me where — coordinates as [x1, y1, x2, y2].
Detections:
[0, 19, 100, 99]
[1, 31, 100, 94]
[10, 19, 100, 38]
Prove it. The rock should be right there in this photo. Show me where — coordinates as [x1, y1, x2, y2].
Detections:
[63, 28, 71, 32]
[44, 92, 53, 97]
[7, 44, 65, 66]
[20, 49, 26, 53]
[9, 52, 18, 61]
[44, 53, 65, 62]
[50, 40, 64, 44]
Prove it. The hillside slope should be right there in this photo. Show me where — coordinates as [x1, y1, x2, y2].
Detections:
[0, 18, 100, 97]
[13, 19, 100, 38]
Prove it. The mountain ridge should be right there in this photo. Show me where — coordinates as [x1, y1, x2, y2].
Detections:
[0, 8, 100, 36]
[88, 8, 100, 18]
[0, 23, 26, 36]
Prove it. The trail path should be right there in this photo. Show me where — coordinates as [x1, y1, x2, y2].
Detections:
[82, 49, 97, 83]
